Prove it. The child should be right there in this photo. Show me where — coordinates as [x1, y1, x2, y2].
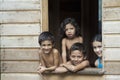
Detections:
[37, 31, 61, 73]
[92, 34, 103, 68]
[54, 43, 89, 73]
[59, 18, 83, 63]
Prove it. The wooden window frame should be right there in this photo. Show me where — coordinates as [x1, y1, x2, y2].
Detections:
[41, 0, 104, 75]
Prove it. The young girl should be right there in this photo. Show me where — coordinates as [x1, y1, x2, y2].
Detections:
[54, 43, 89, 73]
[92, 34, 103, 68]
[59, 18, 83, 63]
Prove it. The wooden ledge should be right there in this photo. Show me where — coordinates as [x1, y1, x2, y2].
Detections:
[44, 68, 104, 75]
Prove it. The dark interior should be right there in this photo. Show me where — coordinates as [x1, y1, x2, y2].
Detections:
[48, 0, 101, 65]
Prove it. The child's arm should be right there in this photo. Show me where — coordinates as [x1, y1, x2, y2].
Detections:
[37, 50, 46, 69]
[39, 50, 46, 66]
[79, 36, 83, 43]
[53, 66, 68, 73]
[43, 49, 60, 72]
[62, 39, 67, 63]
[63, 60, 89, 72]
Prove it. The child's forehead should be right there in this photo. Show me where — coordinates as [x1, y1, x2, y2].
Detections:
[41, 40, 52, 43]
[71, 50, 83, 54]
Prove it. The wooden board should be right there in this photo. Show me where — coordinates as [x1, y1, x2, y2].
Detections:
[41, 0, 48, 31]
[0, 0, 40, 2]
[0, 24, 41, 35]
[104, 61, 120, 74]
[0, 11, 41, 23]
[103, 0, 120, 7]
[44, 74, 104, 80]
[1, 36, 39, 48]
[105, 75, 120, 80]
[1, 61, 39, 73]
[1, 48, 40, 60]
[104, 48, 120, 61]
[103, 8, 120, 20]
[103, 21, 120, 34]
[1, 73, 41, 80]
[103, 35, 120, 47]
[0, 1, 40, 10]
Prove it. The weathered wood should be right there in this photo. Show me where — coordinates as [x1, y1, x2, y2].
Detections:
[103, 21, 120, 34]
[1, 73, 41, 80]
[0, 0, 40, 2]
[104, 48, 120, 61]
[103, 8, 120, 20]
[103, 0, 120, 7]
[44, 74, 104, 80]
[51, 68, 104, 75]
[41, 0, 48, 31]
[0, 11, 41, 23]
[1, 48, 40, 60]
[1, 36, 39, 48]
[103, 35, 120, 47]
[0, 24, 41, 35]
[1, 61, 39, 73]
[0, 1, 40, 10]
[104, 61, 120, 74]
[105, 75, 120, 80]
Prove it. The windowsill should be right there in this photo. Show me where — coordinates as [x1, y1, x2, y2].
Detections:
[43, 68, 104, 75]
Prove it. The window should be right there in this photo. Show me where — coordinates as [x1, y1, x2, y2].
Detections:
[48, 0, 103, 74]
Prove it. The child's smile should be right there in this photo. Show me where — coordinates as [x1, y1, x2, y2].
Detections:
[41, 40, 53, 54]
[70, 50, 84, 66]
[92, 41, 102, 57]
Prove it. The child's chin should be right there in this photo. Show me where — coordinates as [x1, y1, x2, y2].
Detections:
[98, 55, 102, 57]
[44, 51, 50, 54]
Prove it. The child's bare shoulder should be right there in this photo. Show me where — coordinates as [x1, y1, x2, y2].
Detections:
[62, 38, 67, 42]
[81, 60, 90, 66]
[38, 49, 42, 54]
[52, 48, 59, 54]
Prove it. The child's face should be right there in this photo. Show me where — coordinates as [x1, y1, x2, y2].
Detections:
[70, 50, 84, 66]
[65, 23, 76, 39]
[92, 41, 102, 57]
[41, 40, 53, 54]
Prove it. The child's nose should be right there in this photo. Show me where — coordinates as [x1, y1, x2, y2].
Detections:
[44, 46, 48, 49]
[74, 57, 78, 60]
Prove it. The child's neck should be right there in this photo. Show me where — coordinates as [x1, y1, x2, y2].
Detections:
[67, 36, 77, 40]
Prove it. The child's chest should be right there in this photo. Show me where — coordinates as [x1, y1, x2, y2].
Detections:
[43, 53, 54, 64]
[66, 38, 81, 49]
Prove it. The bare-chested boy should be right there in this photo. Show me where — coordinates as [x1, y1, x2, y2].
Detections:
[37, 31, 61, 73]
[54, 43, 89, 73]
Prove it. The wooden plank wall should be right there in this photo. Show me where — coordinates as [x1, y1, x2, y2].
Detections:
[0, 0, 42, 80]
[103, 0, 120, 79]
[1, 0, 120, 80]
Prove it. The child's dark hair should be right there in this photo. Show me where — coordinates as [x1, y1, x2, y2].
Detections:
[38, 31, 55, 45]
[69, 43, 86, 56]
[59, 18, 81, 39]
[92, 34, 102, 42]
[89, 34, 102, 67]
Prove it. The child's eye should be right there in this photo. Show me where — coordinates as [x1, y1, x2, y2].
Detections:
[77, 56, 81, 58]
[71, 56, 75, 58]
[41, 44, 45, 46]
[93, 47, 96, 49]
[48, 44, 52, 46]
[70, 28, 74, 30]
[98, 46, 102, 48]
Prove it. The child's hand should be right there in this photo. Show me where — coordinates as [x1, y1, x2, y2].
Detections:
[37, 66, 46, 73]
[60, 63, 64, 67]
[37, 63, 42, 71]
